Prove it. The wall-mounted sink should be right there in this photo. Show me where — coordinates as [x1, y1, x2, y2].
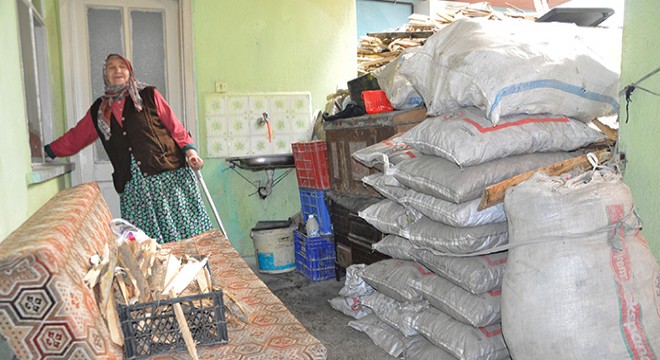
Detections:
[225, 154, 295, 199]
[226, 154, 295, 171]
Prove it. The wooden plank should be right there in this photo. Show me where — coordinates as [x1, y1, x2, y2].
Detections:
[170, 289, 199, 360]
[106, 292, 124, 346]
[592, 119, 618, 142]
[117, 242, 151, 303]
[478, 150, 611, 210]
[366, 31, 434, 40]
[98, 244, 117, 318]
[323, 107, 426, 131]
[162, 254, 181, 293]
[162, 258, 208, 296]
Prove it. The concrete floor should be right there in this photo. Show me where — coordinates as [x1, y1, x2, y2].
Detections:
[249, 264, 396, 360]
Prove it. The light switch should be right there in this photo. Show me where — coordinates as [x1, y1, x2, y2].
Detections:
[215, 81, 228, 93]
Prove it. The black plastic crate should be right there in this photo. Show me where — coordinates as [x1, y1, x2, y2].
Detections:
[325, 190, 381, 237]
[335, 232, 390, 278]
[118, 289, 228, 359]
[327, 197, 350, 236]
[347, 73, 380, 108]
[347, 213, 383, 244]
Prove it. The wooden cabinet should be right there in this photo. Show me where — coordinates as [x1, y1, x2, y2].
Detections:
[324, 107, 426, 196]
[323, 108, 426, 276]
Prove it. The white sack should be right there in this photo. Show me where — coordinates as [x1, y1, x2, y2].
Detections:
[361, 259, 432, 303]
[362, 173, 407, 202]
[401, 107, 605, 166]
[400, 18, 619, 124]
[348, 314, 407, 357]
[413, 307, 509, 360]
[365, 172, 507, 227]
[338, 264, 375, 298]
[358, 199, 420, 236]
[502, 170, 660, 359]
[372, 234, 416, 261]
[393, 152, 574, 203]
[411, 249, 507, 295]
[404, 189, 506, 227]
[373, 47, 425, 110]
[409, 274, 501, 328]
[403, 335, 459, 360]
[329, 296, 372, 319]
[362, 291, 429, 337]
[405, 217, 508, 255]
[352, 133, 420, 169]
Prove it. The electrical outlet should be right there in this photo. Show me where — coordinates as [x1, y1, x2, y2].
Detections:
[215, 81, 228, 93]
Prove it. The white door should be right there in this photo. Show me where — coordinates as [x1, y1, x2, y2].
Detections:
[60, 0, 191, 217]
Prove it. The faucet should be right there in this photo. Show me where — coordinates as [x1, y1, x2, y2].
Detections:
[256, 112, 273, 143]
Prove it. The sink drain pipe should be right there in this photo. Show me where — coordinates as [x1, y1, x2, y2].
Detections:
[258, 169, 275, 199]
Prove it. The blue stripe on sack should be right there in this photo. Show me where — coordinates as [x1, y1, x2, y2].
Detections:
[489, 79, 620, 120]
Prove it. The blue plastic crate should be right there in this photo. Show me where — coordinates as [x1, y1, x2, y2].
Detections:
[295, 233, 335, 261]
[301, 265, 335, 282]
[294, 230, 335, 282]
[299, 188, 333, 235]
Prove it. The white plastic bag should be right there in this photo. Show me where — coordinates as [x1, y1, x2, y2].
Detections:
[110, 218, 151, 245]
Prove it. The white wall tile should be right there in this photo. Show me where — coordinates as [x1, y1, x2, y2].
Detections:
[206, 92, 312, 158]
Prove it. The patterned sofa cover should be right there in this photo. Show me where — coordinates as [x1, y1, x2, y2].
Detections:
[0, 183, 327, 359]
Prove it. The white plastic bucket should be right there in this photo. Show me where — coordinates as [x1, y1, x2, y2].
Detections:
[251, 224, 295, 274]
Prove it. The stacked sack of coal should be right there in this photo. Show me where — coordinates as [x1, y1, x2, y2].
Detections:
[502, 169, 660, 359]
[349, 18, 619, 360]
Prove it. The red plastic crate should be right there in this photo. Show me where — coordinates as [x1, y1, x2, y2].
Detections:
[292, 141, 330, 190]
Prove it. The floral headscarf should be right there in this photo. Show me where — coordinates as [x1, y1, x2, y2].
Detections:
[97, 54, 147, 140]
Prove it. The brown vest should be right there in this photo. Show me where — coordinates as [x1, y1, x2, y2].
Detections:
[91, 87, 186, 193]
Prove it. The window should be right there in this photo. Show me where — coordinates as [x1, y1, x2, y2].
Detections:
[17, 0, 55, 163]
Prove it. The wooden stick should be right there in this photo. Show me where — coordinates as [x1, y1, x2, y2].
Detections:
[98, 245, 117, 318]
[170, 290, 199, 360]
[162, 258, 208, 296]
[114, 270, 131, 305]
[105, 291, 124, 346]
[162, 254, 181, 294]
[478, 150, 611, 210]
[195, 267, 211, 294]
[223, 288, 252, 324]
[592, 119, 618, 142]
[118, 243, 151, 303]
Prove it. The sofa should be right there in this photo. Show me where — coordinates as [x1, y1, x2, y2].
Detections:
[0, 182, 327, 359]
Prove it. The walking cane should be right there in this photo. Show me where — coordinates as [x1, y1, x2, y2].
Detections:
[192, 167, 229, 239]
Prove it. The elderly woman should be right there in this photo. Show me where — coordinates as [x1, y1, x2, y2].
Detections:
[45, 54, 212, 243]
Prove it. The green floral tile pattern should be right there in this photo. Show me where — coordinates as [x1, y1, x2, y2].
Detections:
[206, 93, 311, 158]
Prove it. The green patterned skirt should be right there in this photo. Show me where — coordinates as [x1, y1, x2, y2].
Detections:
[120, 156, 213, 243]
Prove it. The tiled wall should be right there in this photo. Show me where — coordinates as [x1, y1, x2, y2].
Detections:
[205, 93, 312, 157]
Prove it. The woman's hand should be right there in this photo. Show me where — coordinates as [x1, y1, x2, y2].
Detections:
[185, 149, 204, 171]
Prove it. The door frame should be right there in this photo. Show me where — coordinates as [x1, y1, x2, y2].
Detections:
[58, 0, 198, 187]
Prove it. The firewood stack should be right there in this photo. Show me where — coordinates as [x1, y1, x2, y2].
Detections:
[83, 238, 250, 359]
[358, 2, 538, 74]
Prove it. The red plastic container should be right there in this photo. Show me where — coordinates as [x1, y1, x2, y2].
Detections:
[361, 90, 394, 114]
[291, 141, 330, 190]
